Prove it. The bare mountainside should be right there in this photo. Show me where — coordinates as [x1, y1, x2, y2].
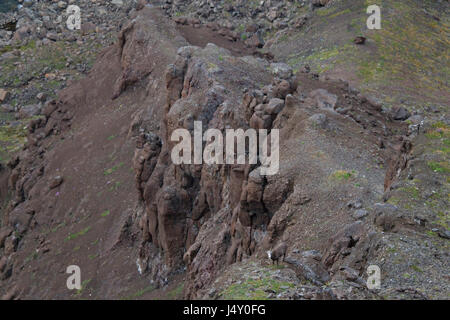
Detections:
[0, 0, 448, 300]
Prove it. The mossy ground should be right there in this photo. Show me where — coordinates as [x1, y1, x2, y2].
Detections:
[0, 36, 108, 165]
[218, 261, 297, 300]
[275, 0, 449, 110]
[221, 274, 295, 300]
[0, 39, 101, 89]
[0, 118, 28, 163]
[386, 120, 449, 232]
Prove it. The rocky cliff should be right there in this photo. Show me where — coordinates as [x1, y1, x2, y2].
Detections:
[0, 0, 448, 300]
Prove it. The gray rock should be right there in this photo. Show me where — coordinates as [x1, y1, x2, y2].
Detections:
[57, 1, 67, 9]
[438, 230, 450, 240]
[49, 176, 64, 190]
[338, 266, 366, 286]
[285, 253, 330, 286]
[208, 288, 217, 298]
[309, 113, 328, 129]
[36, 92, 47, 102]
[391, 106, 411, 121]
[310, 89, 338, 110]
[111, 0, 124, 6]
[18, 104, 41, 118]
[266, 8, 278, 22]
[353, 209, 368, 220]
[374, 203, 398, 212]
[301, 250, 322, 261]
[23, 0, 33, 8]
[45, 32, 58, 41]
[373, 203, 401, 232]
[347, 200, 363, 209]
[0, 104, 15, 113]
[245, 32, 264, 48]
[265, 98, 284, 115]
[270, 62, 293, 80]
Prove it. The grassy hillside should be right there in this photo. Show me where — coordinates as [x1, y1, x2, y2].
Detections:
[271, 0, 449, 110]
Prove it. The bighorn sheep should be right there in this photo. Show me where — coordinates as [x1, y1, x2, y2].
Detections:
[266, 242, 287, 265]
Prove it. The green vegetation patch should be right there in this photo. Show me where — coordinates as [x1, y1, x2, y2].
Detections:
[122, 285, 155, 300]
[100, 210, 110, 217]
[167, 283, 184, 300]
[65, 226, 91, 241]
[435, 211, 449, 231]
[428, 161, 450, 174]
[398, 186, 420, 200]
[330, 170, 357, 181]
[104, 162, 124, 175]
[221, 277, 294, 300]
[283, 0, 449, 107]
[76, 279, 92, 296]
[0, 120, 28, 164]
[426, 122, 450, 140]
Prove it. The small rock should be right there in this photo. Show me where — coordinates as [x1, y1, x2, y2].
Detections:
[1, 286, 18, 300]
[274, 80, 293, 99]
[245, 32, 264, 48]
[391, 106, 411, 121]
[310, 89, 338, 110]
[18, 104, 41, 118]
[353, 209, 368, 220]
[81, 22, 96, 35]
[312, 0, 332, 7]
[265, 98, 285, 115]
[111, 0, 124, 6]
[291, 15, 308, 29]
[208, 288, 217, 298]
[301, 250, 322, 261]
[438, 230, 450, 240]
[22, 0, 33, 8]
[0, 256, 7, 273]
[347, 200, 363, 209]
[136, 0, 147, 11]
[0, 89, 9, 103]
[266, 8, 278, 22]
[339, 266, 359, 281]
[57, 1, 67, 9]
[354, 36, 366, 45]
[0, 104, 14, 113]
[46, 32, 58, 41]
[45, 73, 57, 80]
[426, 105, 440, 113]
[49, 176, 64, 190]
[36, 92, 47, 102]
[270, 62, 293, 80]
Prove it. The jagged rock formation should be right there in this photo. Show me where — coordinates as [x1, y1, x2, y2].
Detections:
[119, 6, 427, 299]
[0, 1, 448, 300]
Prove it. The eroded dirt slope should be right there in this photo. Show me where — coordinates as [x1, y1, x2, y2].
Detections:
[0, 1, 448, 300]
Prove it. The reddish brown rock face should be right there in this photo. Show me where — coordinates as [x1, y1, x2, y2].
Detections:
[2, 1, 446, 301]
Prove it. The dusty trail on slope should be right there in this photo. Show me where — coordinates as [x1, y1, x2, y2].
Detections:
[176, 24, 257, 57]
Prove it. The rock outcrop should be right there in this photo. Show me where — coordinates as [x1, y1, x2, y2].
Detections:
[1, 2, 448, 300]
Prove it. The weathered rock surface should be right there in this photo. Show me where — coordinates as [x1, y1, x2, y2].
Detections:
[0, 1, 448, 301]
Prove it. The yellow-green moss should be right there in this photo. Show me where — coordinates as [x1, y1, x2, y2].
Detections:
[221, 277, 294, 300]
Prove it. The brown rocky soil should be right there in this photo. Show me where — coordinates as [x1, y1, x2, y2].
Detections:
[0, 1, 448, 300]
